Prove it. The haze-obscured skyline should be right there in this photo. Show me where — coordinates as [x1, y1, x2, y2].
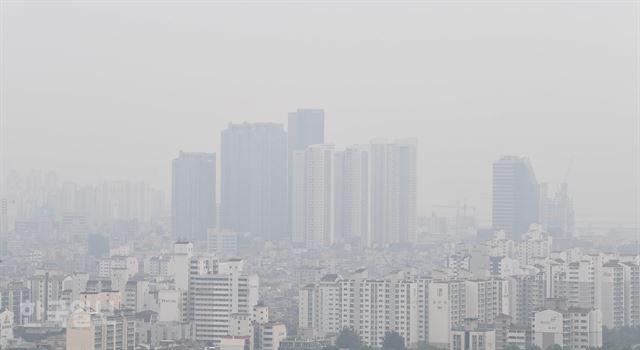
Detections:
[2, 1, 638, 223]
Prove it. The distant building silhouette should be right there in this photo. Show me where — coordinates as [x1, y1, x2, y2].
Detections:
[370, 140, 417, 245]
[171, 151, 216, 241]
[221, 123, 288, 240]
[539, 182, 575, 238]
[338, 145, 370, 246]
[287, 109, 325, 157]
[492, 156, 539, 240]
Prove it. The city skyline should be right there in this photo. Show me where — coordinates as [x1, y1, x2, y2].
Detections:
[0, 1, 638, 350]
[2, 3, 637, 223]
[2, 116, 634, 225]
[0, 135, 608, 228]
[0, 119, 621, 227]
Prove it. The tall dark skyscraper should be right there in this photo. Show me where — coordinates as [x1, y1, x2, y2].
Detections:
[171, 151, 216, 241]
[288, 109, 324, 154]
[492, 155, 539, 240]
[220, 122, 288, 240]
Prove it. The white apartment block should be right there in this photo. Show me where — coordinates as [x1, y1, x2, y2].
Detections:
[145, 255, 171, 276]
[600, 259, 640, 329]
[255, 322, 287, 350]
[299, 271, 422, 348]
[98, 256, 139, 279]
[292, 142, 415, 248]
[516, 225, 552, 266]
[428, 281, 451, 348]
[601, 260, 625, 328]
[450, 322, 496, 350]
[532, 302, 602, 350]
[544, 254, 640, 329]
[300, 268, 510, 349]
[291, 145, 339, 248]
[487, 226, 552, 268]
[189, 256, 259, 343]
[506, 269, 546, 325]
[464, 279, 510, 325]
[66, 308, 136, 350]
[482, 233, 640, 330]
[623, 261, 640, 327]
[27, 273, 65, 323]
[124, 280, 149, 312]
[488, 231, 516, 260]
[430, 278, 509, 347]
[169, 241, 194, 292]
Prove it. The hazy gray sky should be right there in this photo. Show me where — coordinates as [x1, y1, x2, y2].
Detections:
[2, 1, 638, 224]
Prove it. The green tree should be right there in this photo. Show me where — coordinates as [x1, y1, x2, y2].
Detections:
[336, 329, 363, 350]
[546, 345, 562, 350]
[526, 346, 542, 350]
[382, 332, 406, 350]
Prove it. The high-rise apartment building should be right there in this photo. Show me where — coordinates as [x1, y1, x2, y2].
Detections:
[171, 151, 216, 241]
[66, 308, 136, 350]
[339, 146, 370, 245]
[221, 123, 287, 240]
[291, 145, 370, 247]
[287, 109, 325, 240]
[298, 270, 423, 348]
[450, 319, 496, 350]
[506, 269, 546, 326]
[532, 299, 602, 350]
[188, 257, 259, 343]
[291, 145, 338, 247]
[492, 156, 539, 241]
[27, 273, 66, 323]
[299, 269, 513, 349]
[370, 140, 417, 245]
[0, 282, 30, 325]
[255, 322, 287, 350]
